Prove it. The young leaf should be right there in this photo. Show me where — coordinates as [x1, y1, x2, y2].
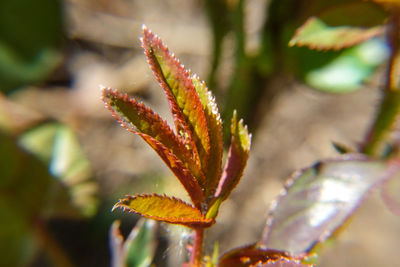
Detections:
[141, 26, 210, 174]
[259, 154, 398, 255]
[113, 194, 214, 228]
[102, 88, 205, 206]
[102, 87, 205, 185]
[191, 74, 223, 197]
[213, 111, 251, 203]
[289, 17, 384, 51]
[218, 244, 310, 267]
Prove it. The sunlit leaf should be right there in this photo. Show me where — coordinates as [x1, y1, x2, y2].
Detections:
[102, 87, 205, 186]
[142, 26, 210, 173]
[113, 194, 214, 227]
[191, 74, 223, 197]
[259, 154, 396, 255]
[211, 111, 251, 213]
[290, 17, 383, 51]
[289, 1, 386, 51]
[293, 38, 389, 93]
[218, 244, 309, 267]
[110, 219, 157, 267]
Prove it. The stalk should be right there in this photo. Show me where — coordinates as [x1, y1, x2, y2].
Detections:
[189, 228, 205, 266]
[362, 12, 400, 156]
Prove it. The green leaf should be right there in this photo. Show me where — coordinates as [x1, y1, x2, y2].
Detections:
[289, 2, 386, 51]
[291, 38, 389, 93]
[259, 154, 396, 255]
[191, 74, 223, 197]
[141, 26, 210, 173]
[110, 219, 157, 267]
[113, 194, 214, 228]
[102, 87, 205, 186]
[290, 17, 383, 51]
[212, 111, 251, 206]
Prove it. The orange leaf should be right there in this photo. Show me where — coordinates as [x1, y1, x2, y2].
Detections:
[191, 74, 223, 197]
[141, 26, 210, 177]
[113, 194, 214, 228]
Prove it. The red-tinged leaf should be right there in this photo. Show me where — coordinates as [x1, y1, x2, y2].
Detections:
[259, 154, 399, 255]
[141, 26, 210, 176]
[218, 244, 310, 267]
[191, 74, 223, 197]
[102, 87, 205, 184]
[213, 111, 251, 203]
[137, 133, 205, 206]
[289, 17, 384, 51]
[113, 194, 214, 228]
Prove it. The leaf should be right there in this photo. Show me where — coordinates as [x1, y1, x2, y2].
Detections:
[102, 87, 205, 185]
[289, 3, 385, 51]
[138, 134, 205, 206]
[211, 111, 251, 208]
[113, 194, 214, 227]
[292, 38, 389, 93]
[141, 26, 210, 173]
[191, 74, 223, 197]
[259, 154, 397, 255]
[218, 244, 310, 267]
[102, 88, 205, 206]
[290, 17, 383, 50]
[110, 219, 157, 267]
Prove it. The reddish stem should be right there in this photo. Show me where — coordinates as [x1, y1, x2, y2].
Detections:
[189, 228, 204, 266]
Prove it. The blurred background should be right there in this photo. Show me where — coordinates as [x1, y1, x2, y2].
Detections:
[1, 0, 400, 266]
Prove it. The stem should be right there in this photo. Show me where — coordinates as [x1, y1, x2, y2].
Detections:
[189, 228, 204, 267]
[362, 12, 400, 156]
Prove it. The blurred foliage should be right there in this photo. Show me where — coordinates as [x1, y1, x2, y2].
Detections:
[204, 0, 389, 139]
[0, 0, 63, 92]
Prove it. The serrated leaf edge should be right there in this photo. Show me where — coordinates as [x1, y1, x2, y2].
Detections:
[113, 193, 214, 227]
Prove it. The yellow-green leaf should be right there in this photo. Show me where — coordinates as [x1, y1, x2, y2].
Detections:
[290, 16, 384, 51]
[141, 26, 210, 177]
[191, 74, 223, 197]
[113, 194, 214, 228]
